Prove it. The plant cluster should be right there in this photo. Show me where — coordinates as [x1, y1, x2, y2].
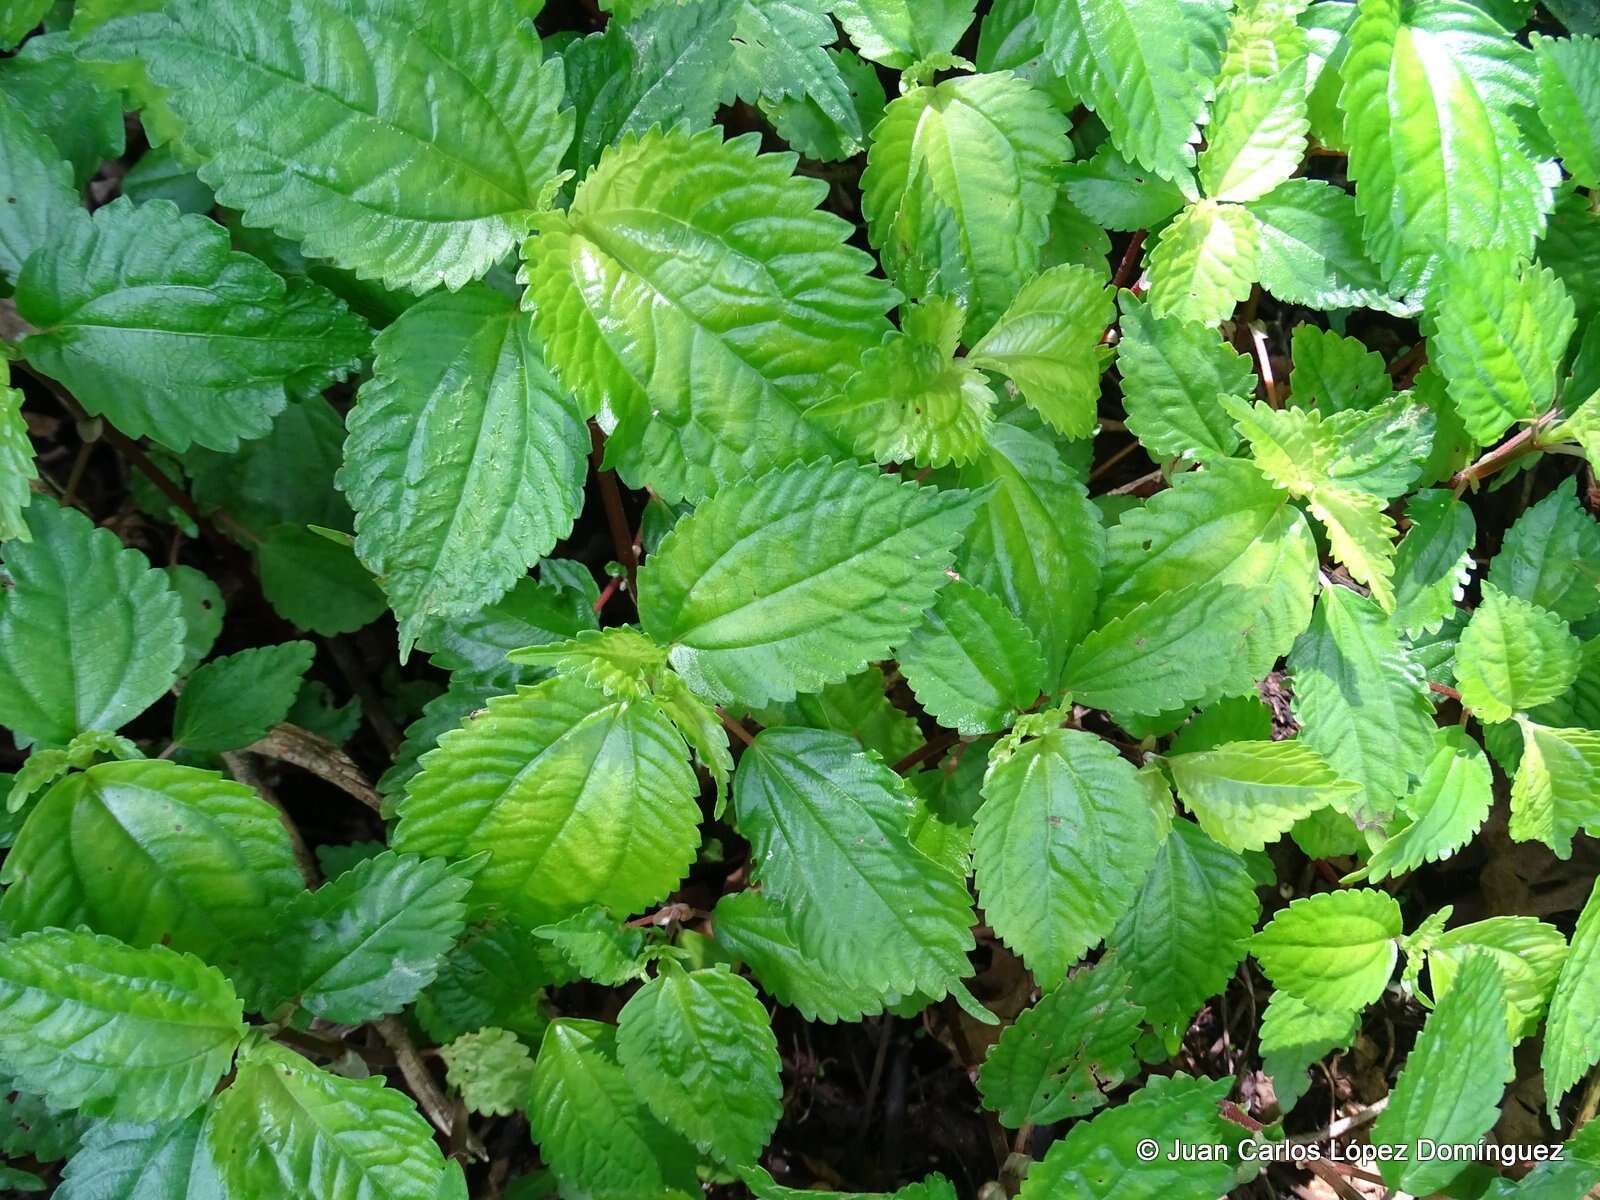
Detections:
[1, 0, 1600, 1197]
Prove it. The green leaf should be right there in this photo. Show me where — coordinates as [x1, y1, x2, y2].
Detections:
[1259, 991, 1359, 1114]
[1037, 0, 1229, 188]
[638, 460, 976, 707]
[172, 641, 314, 754]
[749, 666, 921, 765]
[617, 963, 781, 1166]
[342, 285, 586, 654]
[1105, 819, 1259, 1046]
[896, 580, 1046, 735]
[526, 125, 893, 502]
[954, 424, 1105, 687]
[532, 906, 650, 986]
[0, 35, 125, 191]
[1197, 0, 1310, 203]
[1487, 478, 1600, 623]
[1287, 324, 1392, 415]
[832, 0, 976, 68]
[1392, 489, 1476, 636]
[1252, 888, 1403, 1012]
[0, 500, 184, 746]
[0, 759, 304, 1008]
[0, 362, 36, 544]
[1146, 199, 1261, 327]
[967, 264, 1114, 439]
[726, 0, 861, 149]
[975, 727, 1164, 988]
[0, 929, 243, 1123]
[810, 327, 994, 469]
[1340, 0, 1556, 294]
[16, 200, 369, 453]
[710, 890, 892, 1023]
[1456, 584, 1581, 722]
[1543, 879, 1600, 1118]
[1508, 719, 1600, 858]
[976, 958, 1144, 1127]
[1372, 953, 1513, 1195]
[1288, 585, 1436, 823]
[1431, 250, 1576, 444]
[1424, 916, 1567, 1040]
[256, 524, 386, 638]
[1017, 1073, 1239, 1200]
[209, 1040, 448, 1200]
[741, 1166, 956, 1200]
[415, 921, 565, 1046]
[1168, 739, 1359, 852]
[1060, 141, 1187, 233]
[81, 0, 572, 293]
[0, 0, 50, 48]
[271, 851, 473, 1024]
[394, 675, 700, 929]
[440, 1027, 534, 1118]
[56, 1112, 223, 1200]
[760, 46, 886, 162]
[1114, 291, 1250, 461]
[861, 72, 1067, 337]
[0, 90, 80, 286]
[1535, 34, 1600, 189]
[1361, 726, 1494, 882]
[733, 727, 977, 999]
[528, 1020, 699, 1198]
[420, 572, 598, 693]
[1244, 177, 1405, 314]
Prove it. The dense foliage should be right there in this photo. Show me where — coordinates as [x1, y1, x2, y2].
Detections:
[1, 0, 1600, 1197]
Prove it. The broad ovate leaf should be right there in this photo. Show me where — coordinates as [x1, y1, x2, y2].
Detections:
[80, 0, 573, 292]
[896, 580, 1046, 735]
[1534, 33, 1600, 189]
[1361, 726, 1494, 882]
[0, 361, 37, 543]
[1543, 879, 1600, 1118]
[1115, 290, 1251, 461]
[1197, 0, 1310, 203]
[975, 727, 1164, 988]
[342, 285, 587, 654]
[0, 500, 184, 747]
[1146, 199, 1261, 327]
[0, 89, 80, 285]
[525, 124, 894, 502]
[15, 199, 368, 454]
[0, 930, 244, 1123]
[1168, 739, 1359, 852]
[1424, 916, 1567, 1039]
[393, 675, 701, 928]
[1455, 584, 1580, 723]
[55, 1113, 222, 1200]
[1509, 719, 1600, 858]
[832, 0, 976, 68]
[1244, 177, 1403, 314]
[638, 460, 977, 707]
[862, 72, 1067, 337]
[1252, 888, 1403, 1013]
[172, 641, 315, 753]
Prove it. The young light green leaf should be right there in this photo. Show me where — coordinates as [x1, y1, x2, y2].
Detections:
[270, 852, 473, 1024]
[209, 1040, 449, 1200]
[1288, 586, 1436, 823]
[1168, 739, 1360, 852]
[862, 72, 1067, 337]
[526, 125, 893, 502]
[0, 500, 184, 746]
[896, 580, 1046, 735]
[80, 0, 572, 292]
[1252, 888, 1403, 1012]
[1425, 916, 1567, 1039]
[394, 676, 700, 929]
[1105, 819, 1260, 1046]
[1037, 0, 1230, 188]
[55, 1112, 222, 1200]
[1115, 292, 1250, 461]
[0, 760, 304, 1007]
[439, 1027, 534, 1118]
[1393, 489, 1476, 636]
[0, 362, 36, 544]
[1361, 726, 1493, 882]
[0, 930, 244, 1123]
[734, 727, 977, 1000]
[1259, 991, 1360, 1114]
[1244, 177, 1406, 313]
[342, 285, 586, 655]
[172, 641, 314, 754]
[532, 906, 651, 986]
[967, 264, 1114, 439]
[1543, 879, 1600, 1119]
[1017, 1074, 1239, 1200]
[16, 199, 368, 453]
[0, 90, 80, 285]
[1534, 34, 1600, 189]
[1197, 0, 1310, 203]
[1340, 0, 1556, 294]
[1509, 719, 1600, 858]
[1372, 954, 1513, 1196]
[1455, 584, 1581, 723]
[1146, 199, 1261, 327]
[528, 1020, 699, 1198]
[617, 963, 782, 1166]
[975, 728, 1164, 988]
[638, 460, 976, 707]
[1487, 479, 1600, 623]
[1430, 250, 1576, 444]
[832, 0, 976, 68]
[976, 958, 1144, 1127]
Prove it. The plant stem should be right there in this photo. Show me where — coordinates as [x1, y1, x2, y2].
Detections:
[589, 423, 638, 601]
[1450, 412, 1562, 495]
